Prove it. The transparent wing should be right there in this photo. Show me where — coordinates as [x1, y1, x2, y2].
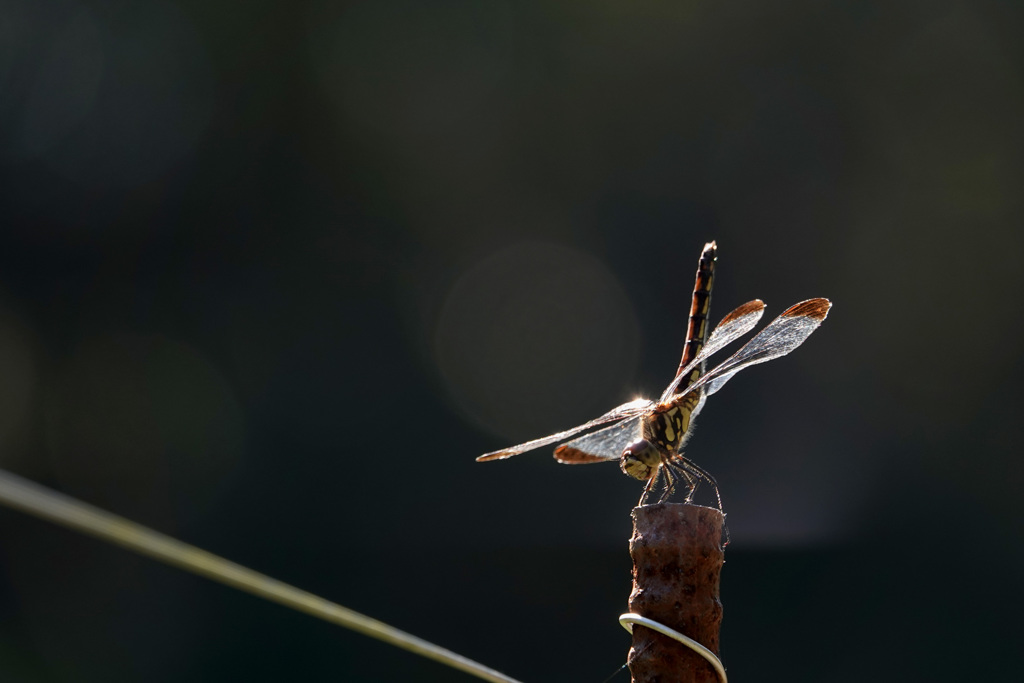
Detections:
[659, 300, 766, 403]
[475, 398, 654, 462]
[553, 415, 644, 464]
[673, 298, 832, 402]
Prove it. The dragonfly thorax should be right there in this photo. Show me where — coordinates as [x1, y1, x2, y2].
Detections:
[645, 403, 696, 452]
[620, 439, 660, 481]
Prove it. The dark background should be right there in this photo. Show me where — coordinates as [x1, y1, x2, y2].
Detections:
[0, 0, 1022, 681]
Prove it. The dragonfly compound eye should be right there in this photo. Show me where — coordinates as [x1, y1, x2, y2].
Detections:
[620, 439, 660, 481]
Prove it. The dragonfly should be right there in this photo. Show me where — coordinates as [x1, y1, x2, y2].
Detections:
[476, 241, 831, 509]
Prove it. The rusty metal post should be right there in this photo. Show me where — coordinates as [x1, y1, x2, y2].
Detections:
[627, 503, 725, 683]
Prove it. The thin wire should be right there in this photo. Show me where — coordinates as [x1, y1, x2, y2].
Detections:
[0, 468, 522, 683]
[599, 660, 631, 683]
[619, 613, 727, 683]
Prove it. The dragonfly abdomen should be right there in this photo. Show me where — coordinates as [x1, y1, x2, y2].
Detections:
[674, 241, 716, 392]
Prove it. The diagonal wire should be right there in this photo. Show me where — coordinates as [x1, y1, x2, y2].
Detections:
[0, 468, 522, 683]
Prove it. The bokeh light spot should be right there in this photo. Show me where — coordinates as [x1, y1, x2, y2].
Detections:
[435, 243, 641, 442]
[43, 333, 245, 526]
[14, 3, 103, 159]
[33, 0, 213, 187]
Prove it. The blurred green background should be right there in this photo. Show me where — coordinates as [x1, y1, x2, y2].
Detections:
[0, 0, 1022, 680]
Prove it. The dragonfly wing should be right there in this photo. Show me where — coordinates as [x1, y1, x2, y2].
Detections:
[659, 300, 766, 403]
[702, 372, 738, 397]
[476, 398, 653, 462]
[682, 298, 831, 400]
[553, 415, 644, 464]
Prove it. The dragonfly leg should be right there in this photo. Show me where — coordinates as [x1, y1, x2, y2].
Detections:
[669, 454, 722, 511]
[662, 458, 697, 503]
[663, 456, 729, 545]
[638, 466, 662, 506]
[658, 463, 679, 504]
[682, 468, 698, 504]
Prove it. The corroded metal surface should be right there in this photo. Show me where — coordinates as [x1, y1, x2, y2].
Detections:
[628, 503, 725, 683]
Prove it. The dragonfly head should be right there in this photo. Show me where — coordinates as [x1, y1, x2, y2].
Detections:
[620, 439, 660, 481]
